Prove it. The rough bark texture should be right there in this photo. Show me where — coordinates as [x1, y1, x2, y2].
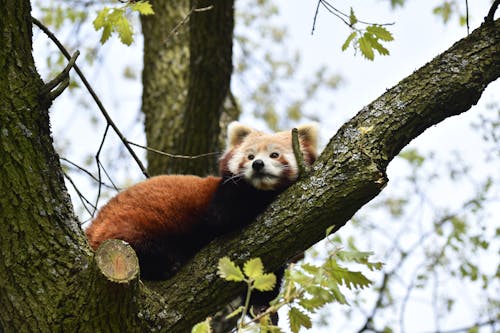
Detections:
[1, 2, 141, 332]
[0, 2, 89, 331]
[0, 0, 499, 331]
[141, 0, 234, 176]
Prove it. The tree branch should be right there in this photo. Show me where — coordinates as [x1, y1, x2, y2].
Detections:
[41, 50, 79, 102]
[486, 0, 500, 22]
[136, 18, 500, 332]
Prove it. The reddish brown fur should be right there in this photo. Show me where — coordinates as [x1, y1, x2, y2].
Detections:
[86, 175, 221, 250]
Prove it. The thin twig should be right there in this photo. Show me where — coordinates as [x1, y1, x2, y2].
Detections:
[319, 0, 395, 27]
[163, 4, 214, 44]
[62, 172, 96, 218]
[319, 0, 351, 27]
[465, 0, 470, 34]
[356, 272, 389, 333]
[93, 124, 109, 215]
[31, 17, 149, 179]
[98, 158, 119, 192]
[311, 0, 321, 35]
[127, 141, 220, 160]
[60, 157, 117, 190]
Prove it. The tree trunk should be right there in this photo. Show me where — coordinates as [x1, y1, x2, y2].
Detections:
[0, 0, 498, 331]
[141, 0, 234, 176]
[2, 2, 143, 332]
[0, 1, 91, 330]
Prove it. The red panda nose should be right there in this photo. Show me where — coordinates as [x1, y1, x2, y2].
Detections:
[252, 159, 265, 171]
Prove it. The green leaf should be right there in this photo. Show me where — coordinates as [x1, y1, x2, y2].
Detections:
[191, 318, 212, 333]
[433, 2, 452, 23]
[115, 15, 134, 46]
[363, 31, 390, 57]
[300, 263, 320, 275]
[342, 32, 357, 52]
[299, 288, 334, 311]
[225, 306, 244, 319]
[261, 324, 285, 333]
[390, 0, 405, 8]
[244, 258, 265, 279]
[459, 15, 467, 26]
[304, 285, 338, 307]
[288, 307, 312, 333]
[399, 148, 425, 166]
[100, 24, 113, 44]
[329, 283, 349, 305]
[382, 326, 394, 333]
[349, 7, 358, 26]
[288, 269, 314, 287]
[366, 25, 394, 41]
[337, 250, 383, 271]
[217, 257, 244, 282]
[254, 273, 276, 291]
[325, 259, 372, 289]
[367, 36, 390, 56]
[358, 35, 374, 60]
[467, 327, 479, 333]
[130, 1, 155, 15]
[93, 7, 109, 30]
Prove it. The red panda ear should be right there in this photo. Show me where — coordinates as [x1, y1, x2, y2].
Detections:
[227, 121, 254, 148]
[297, 122, 319, 156]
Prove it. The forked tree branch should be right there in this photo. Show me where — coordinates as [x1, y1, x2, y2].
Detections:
[41, 50, 79, 102]
[135, 19, 499, 332]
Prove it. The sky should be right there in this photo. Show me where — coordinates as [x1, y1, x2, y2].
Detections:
[32, 1, 499, 332]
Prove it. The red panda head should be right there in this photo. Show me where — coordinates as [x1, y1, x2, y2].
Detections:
[219, 122, 319, 191]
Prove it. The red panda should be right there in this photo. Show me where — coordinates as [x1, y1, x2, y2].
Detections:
[86, 121, 318, 286]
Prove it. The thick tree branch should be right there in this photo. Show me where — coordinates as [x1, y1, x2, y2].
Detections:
[137, 19, 500, 332]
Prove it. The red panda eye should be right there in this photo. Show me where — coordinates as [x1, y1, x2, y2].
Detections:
[248, 154, 255, 160]
[270, 152, 279, 159]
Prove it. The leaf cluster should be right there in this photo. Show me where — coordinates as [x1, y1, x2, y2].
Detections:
[194, 251, 382, 333]
[341, 9, 394, 61]
[281, 250, 382, 333]
[93, 1, 154, 45]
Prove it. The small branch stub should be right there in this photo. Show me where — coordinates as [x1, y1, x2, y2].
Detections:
[95, 239, 139, 283]
[41, 50, 79, 102]
[291, 128, 307, 179]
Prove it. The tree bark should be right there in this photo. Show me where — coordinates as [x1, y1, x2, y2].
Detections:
[0, 0, 498, 331]
[141, 0, 234, 176]
[0, 1, 91, 331]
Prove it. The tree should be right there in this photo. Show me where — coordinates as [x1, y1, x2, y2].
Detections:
[0, 0, 499, 332]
